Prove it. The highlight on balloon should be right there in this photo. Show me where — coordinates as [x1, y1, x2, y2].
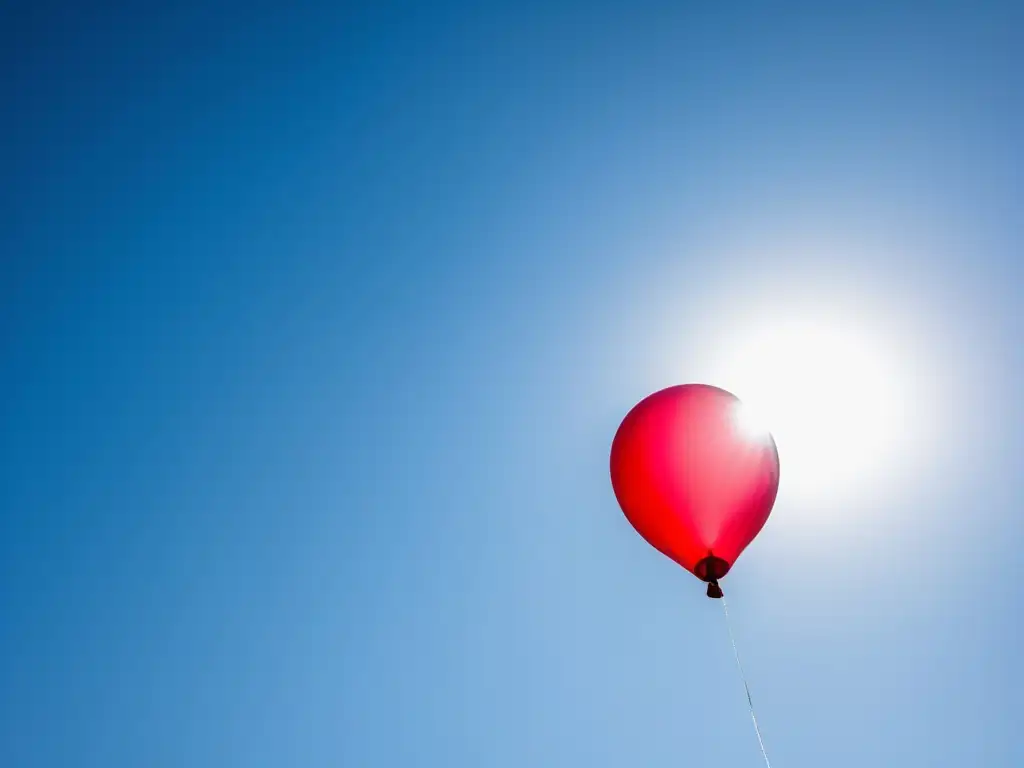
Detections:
[730, 398, 774, 444]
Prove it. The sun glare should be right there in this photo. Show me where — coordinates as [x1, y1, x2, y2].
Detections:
[709, 318, 917, 508]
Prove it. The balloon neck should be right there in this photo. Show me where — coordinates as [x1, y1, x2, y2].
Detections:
[695, 555, 729, 599]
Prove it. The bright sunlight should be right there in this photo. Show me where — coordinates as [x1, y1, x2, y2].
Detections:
[709, 317, 920, 508]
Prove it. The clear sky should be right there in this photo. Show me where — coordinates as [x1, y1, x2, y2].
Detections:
[3, 2, 1023, 766]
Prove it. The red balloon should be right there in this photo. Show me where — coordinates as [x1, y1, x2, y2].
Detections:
[610, 384, 780, 597]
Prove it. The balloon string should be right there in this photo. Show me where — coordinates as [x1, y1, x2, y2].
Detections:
[721, 595, 773, 768]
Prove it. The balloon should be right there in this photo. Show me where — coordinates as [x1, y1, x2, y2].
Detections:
[610, 384, 780, 597]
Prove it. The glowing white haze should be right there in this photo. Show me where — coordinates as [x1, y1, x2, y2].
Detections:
[688, 294, 941, 519]
[639, 231, 987, 544]
[720, 320, 914, 501]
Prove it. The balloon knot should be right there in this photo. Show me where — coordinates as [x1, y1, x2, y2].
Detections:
[707, 580, 724, 599]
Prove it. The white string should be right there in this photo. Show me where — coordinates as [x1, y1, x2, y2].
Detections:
[721, 594, 772, 768]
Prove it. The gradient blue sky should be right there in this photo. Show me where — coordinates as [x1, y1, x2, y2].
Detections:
[3, 2, 1023, 766]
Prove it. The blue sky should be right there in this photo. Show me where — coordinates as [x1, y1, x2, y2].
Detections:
[2, 2, 1022, 766]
